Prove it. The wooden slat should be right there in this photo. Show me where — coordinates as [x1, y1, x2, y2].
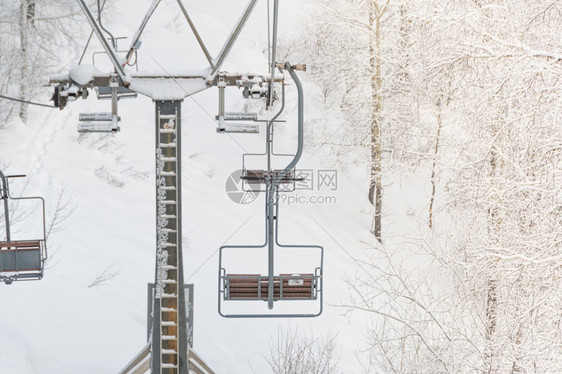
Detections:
[0, 240, 41, 250]
[229, 280, 313, 286]
[230, 287, 313, 292]
[0, 248, 41, 253]
[229, 292, 313, 297]
[229, 286, 313, 291]
[229, 294, 313, 300]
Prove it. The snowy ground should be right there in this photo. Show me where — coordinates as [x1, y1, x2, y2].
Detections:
[0, 1, 430, 373]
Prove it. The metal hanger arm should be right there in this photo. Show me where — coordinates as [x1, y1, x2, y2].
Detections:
[176, 0, 215, 69]
[268, 0, 280, 107]
[77, 0, 129, 85]
[126, 0, 162, 63]
[209, 0, 259, 77]
[0, 170, 10, 241]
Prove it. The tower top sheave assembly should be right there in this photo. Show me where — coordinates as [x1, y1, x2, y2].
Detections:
[50, 0, 284, 104]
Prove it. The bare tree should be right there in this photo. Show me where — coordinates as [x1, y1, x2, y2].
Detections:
[266, 329, 340, 374]
[46, 187, 75, 240]
[88, 264, 120, 288]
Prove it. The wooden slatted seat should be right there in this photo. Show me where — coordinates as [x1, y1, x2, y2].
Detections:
[225, 273, 315, 300]
[0, 240, 43, 272]
[241, 170, 301, 183]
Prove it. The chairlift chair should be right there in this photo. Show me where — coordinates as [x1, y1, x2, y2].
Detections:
[218, 63, 324, 318]
[78, 74, 125, 134]
[218, 165, 324, 318]
[218, 207, 324, 319]
[0, 170, 47, 285]
[214, 73, 284, 134]
[218, 206, 324, 318]
[215, 77, 261, 134]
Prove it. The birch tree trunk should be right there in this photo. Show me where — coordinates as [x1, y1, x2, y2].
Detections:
[18, 0, 35, 123]
[368, 1, 384, 242]
[428, 97, 442, 229]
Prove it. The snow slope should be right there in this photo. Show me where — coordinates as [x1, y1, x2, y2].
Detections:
[0, 1, 400, 373]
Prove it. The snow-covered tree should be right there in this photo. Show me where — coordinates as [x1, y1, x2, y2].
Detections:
[301, 0, 562, 372]
[0, 0, 87, 123]
[301, 0, 425, 241]
[445, 1, 562, 371]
